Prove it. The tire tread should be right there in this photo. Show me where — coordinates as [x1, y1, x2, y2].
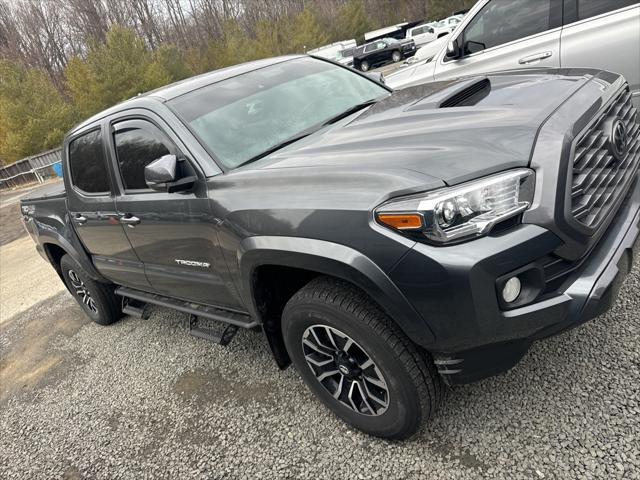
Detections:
[286, 276, 443, 437]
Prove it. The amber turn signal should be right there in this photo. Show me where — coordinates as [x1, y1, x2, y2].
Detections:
[377, 213, 423, 230]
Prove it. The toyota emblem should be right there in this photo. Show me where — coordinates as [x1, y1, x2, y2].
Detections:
[609, 118, 628, 161]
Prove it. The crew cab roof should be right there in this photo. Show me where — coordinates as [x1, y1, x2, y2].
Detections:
[69, 55, 304, 135]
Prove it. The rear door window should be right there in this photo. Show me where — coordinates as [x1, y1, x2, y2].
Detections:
[463, 0, 560, 53]
[68, 129, 110, 194]
[112, 120, 175, 191]
[576, 0, 637, 20]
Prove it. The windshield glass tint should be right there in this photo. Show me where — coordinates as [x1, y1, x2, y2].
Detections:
[168, 58, 388, 169]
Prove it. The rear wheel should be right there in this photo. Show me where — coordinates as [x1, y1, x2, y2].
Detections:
[282, 277, 443, 439]
[359, 60, 370, 72]
[60, 254, 122, 325]
[391, 50, 402, 62]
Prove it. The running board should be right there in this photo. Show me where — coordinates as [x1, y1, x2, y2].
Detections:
[115, 287, 258, 329]
[186, 314, 239, 346]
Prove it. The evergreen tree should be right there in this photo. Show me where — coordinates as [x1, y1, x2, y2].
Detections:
[335, 0, 373, 44]
[65, 26, 187, 119]
[0, 60, 76, 163]
[291, 7, 330, 53]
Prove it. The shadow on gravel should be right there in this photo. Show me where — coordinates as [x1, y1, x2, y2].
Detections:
[0, 291, 88, 404]
[173, 366, 277, 407]
[1, 263, 637, 478]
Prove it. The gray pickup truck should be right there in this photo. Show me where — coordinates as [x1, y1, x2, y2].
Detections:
[21, 56, 639, 439]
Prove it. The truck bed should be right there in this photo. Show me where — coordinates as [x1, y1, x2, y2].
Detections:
[20, 181, 66, 204]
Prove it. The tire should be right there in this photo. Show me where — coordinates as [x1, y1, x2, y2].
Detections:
[359, 61, 370, 72]
[282, 277, 443, 440]
[60, 254, 122, 325]
[391, 50, 402, 62]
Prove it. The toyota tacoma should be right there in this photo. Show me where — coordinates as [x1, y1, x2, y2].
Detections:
[21, 56, 639, 439]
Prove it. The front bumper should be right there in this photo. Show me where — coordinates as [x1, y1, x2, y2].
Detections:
[389, 174, 640, 384]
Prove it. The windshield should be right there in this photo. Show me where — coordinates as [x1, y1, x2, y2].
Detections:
[168, 57, 389, 169]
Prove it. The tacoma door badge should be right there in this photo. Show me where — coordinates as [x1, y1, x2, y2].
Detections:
[175, 259, 211, 268]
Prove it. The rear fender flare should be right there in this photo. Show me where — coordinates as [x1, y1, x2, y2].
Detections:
[38, 227, 106, 282]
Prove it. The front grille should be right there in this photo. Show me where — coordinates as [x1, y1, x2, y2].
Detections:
[570, 88, 639, 228]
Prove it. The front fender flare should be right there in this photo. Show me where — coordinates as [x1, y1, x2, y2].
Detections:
[238, 236, 435, 347]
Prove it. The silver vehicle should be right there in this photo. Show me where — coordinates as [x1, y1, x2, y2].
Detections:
[386, 0, 640, 106]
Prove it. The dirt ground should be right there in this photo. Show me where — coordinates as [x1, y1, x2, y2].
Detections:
[0, 182, 67, 324]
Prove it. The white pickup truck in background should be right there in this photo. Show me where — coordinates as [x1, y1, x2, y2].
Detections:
[404, 15, 464, 48]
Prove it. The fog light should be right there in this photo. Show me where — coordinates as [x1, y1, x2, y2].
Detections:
[502, 277, 521, 303]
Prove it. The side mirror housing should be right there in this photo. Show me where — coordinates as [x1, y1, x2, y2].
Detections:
[145, 154, 177, 190]
[144, 154, 196, 192]
[446, 39, 460, 59]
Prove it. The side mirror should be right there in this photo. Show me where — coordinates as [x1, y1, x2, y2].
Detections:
[446, 39, 460, 58]
[145, 154, 196, 193]
[145, 154, 177, 190]
[365, 71, 386, 85]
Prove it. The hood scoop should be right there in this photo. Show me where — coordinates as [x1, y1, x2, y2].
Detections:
[439, 77, 491, 107]
[406, 77, 491, 111]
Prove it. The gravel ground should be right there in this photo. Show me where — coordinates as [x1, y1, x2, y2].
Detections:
[0, 264, 638, 479]
[1, 182, 639, 479]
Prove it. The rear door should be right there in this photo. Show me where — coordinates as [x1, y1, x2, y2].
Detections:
[434, 0, 562, 80]
[65, 125, 150, 288]
[107, 113, 244, 310]
[561, 0, 640, 105]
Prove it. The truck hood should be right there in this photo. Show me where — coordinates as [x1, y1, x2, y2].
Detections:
[252, 70, 594, 185]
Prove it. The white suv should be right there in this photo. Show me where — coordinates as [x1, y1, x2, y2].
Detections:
[387, 0, 640, 107]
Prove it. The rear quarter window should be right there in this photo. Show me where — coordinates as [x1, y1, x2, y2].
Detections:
[68, 130, 110, 194]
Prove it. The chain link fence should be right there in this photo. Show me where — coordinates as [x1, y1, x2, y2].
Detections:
[0, 148, 62, 190]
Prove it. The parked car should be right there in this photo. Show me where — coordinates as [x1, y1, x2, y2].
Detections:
[353, 37, 416, 71]
[441, 14, 464, 30]
[308, 39, 357, 67]
[337, 46, 356, 67]
[21, 55, 639, 440]
[405, 24, 437, 48]
[386, 0, 640, 109]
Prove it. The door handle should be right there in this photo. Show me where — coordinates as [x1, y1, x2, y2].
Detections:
[120, 215, 141, 227]
[73, 214, 87, 225]
[519, 51, 552, 65]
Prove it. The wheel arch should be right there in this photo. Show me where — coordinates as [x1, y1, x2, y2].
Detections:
[239, 236, 435, 367]
[39, 233, 105, 282]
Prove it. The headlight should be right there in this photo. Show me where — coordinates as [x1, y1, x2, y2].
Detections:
[375, 169, 535, 244]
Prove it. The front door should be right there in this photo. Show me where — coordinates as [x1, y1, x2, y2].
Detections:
[434, 0, 562, 81]
[65, 125, 150, 289]
[107, 115, 244, 311]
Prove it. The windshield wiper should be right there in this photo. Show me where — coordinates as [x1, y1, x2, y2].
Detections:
[322, 99, 378, 126]
[234, 99, 379, 169]
[235, 130, 316, 168]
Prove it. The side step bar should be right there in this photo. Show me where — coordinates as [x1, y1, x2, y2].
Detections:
[115, 287, 258, 330]
[186, 314, 239, 346]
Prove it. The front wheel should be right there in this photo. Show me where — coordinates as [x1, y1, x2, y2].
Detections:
[391, 50, 402, 62]
[60, 254, 122, 325]
[282, 277, 443, 439]
[359, 60, 370, 72]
